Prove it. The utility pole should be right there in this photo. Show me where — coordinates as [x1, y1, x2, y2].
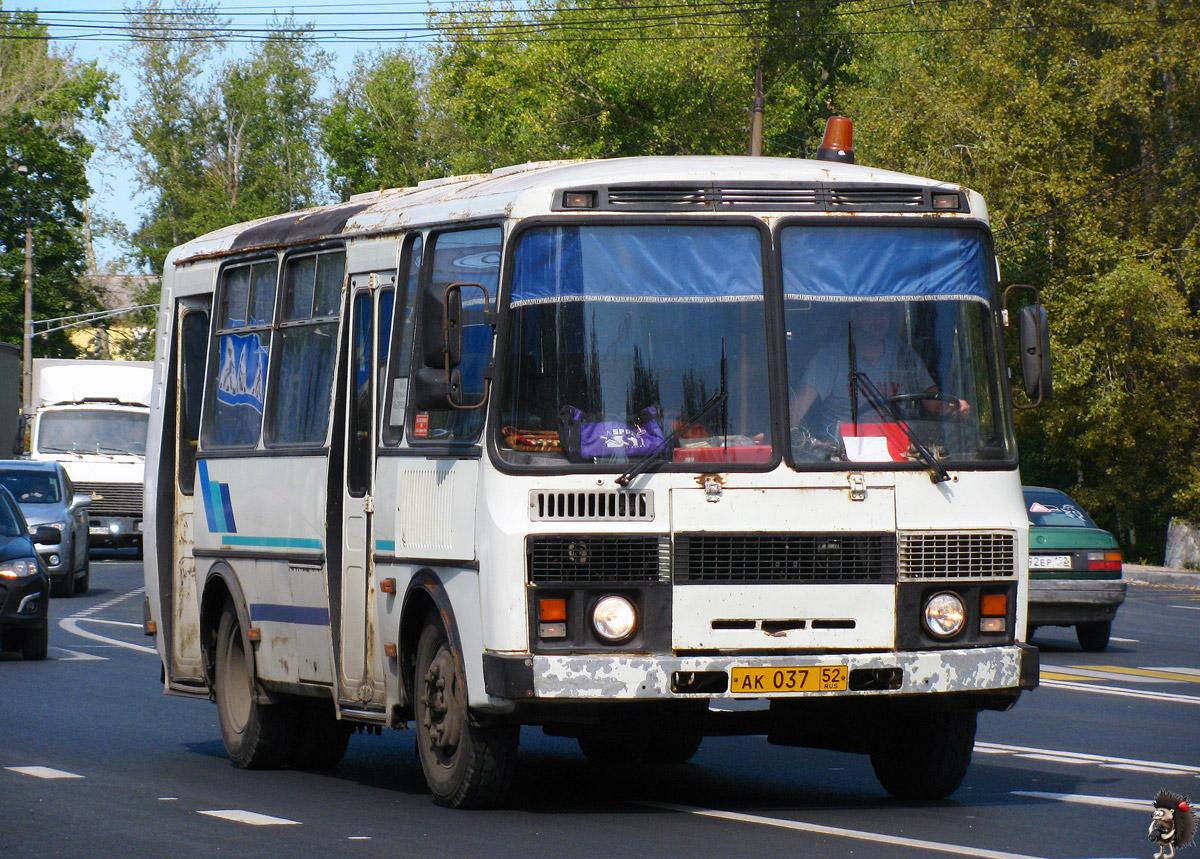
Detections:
[18, 164, 33, 427]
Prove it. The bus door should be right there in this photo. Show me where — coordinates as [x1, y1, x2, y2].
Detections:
[337, 272, 394, 706]
[167, 298, 210, 685]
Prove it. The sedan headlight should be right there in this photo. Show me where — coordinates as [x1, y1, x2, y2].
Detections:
[922, 592, 967, 639]
[591, 595, 638, 643]
[0, 558, 38, 579]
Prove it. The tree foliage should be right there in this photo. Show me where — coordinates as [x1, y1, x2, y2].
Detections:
[0, 7, 114, 357]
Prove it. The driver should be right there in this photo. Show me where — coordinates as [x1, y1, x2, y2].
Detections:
[789, 301, 970, 432]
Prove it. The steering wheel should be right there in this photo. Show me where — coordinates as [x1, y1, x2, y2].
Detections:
[884, 391, 966, 419]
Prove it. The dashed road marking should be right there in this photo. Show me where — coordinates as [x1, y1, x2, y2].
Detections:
[1039, 678, 1200, 705]
[1012, 791, 1148, 812]
[1079, 665, 1200, 683]
[59, 588, 156, 655]
[6, 766, 84, 779]
[639, 801, 1051, 859]
[198, 809, 300, 826]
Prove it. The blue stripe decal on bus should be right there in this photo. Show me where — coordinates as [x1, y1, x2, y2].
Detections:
[376, 540, 396, 552]
[198, 460, 217, 531]
[218, 482, 237, 533]
[250, 604, 330, 626]
[221, 535, 324, 551]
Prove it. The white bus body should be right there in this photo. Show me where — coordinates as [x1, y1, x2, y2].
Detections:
[144, 153, 1042, 808]
[31, 359, 152, 548]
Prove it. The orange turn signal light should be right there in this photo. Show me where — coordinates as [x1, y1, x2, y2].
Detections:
[539, 598, 568, 622]
[980, 594, 1008, 617]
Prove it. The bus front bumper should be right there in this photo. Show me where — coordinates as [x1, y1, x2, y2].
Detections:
[484, 643, 1039, 702]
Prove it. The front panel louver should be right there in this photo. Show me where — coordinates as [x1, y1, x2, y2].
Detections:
[76, 482, 143, 517]
[527, 535, 669, 584]
[674, 533, 897, 584]
[898, 532, 1017, 579]
[581, 183, 949, 214]
[529, 490, 653, 522]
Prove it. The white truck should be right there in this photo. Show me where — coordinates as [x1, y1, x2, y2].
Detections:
[29, 359, 153, 550]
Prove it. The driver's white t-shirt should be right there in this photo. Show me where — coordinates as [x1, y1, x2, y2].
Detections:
[799, 336, 934, 432]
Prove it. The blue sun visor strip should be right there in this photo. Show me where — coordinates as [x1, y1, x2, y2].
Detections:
[511, 224, 764, 306]
[781, 225, 992, 301]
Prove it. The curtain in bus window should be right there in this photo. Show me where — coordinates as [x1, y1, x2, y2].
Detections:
[213, 331, 269, 446]
[511, 225, 763, 306]
[271, 324, 337, 445]
[780, 225, 991, 300]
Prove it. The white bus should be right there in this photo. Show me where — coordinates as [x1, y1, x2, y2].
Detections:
[144, 123, 1050, 808]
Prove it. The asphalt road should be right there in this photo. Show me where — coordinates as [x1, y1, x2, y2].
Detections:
[2, 559, 1197, 859]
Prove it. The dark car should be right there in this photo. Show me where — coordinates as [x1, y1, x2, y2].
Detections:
[1024, 486, 1125, 651]
[0, 460, 91, 596]
[0, 485, 60, 660]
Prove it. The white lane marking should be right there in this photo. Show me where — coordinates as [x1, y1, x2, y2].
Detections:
[1150, 666, 1200, 677]
[198, 810, 300, 826]
[49, 646, 107, 661]
[1110, 636, 1139, 643]
[1012, 791, 1148, 812]
[640, 801, 1051, 859]
[6, 766, 84, 779]
[59, 588, 156, 655]
[1170, 605, 1200, 611]
[977, 743, 1200, 777]
[1040, 678, 1200, 705]
[77, 618, 143, 628]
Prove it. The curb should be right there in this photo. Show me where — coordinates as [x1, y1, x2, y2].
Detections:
[1123, 565, 1200, 590]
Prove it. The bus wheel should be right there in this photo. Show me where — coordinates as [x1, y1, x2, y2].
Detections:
[289, 700, 351, 770]
[214, 604, 297, 769]
[869, 710, 976, 800]
[414, 617, 518, 808]
[643, 730, 703, 764]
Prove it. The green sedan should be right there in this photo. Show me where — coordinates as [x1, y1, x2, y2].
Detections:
[1024, 486, 1126, 652]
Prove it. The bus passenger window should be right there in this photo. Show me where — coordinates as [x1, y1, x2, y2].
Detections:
[267, 249, 345, 447]
[207, 259, 276, 448]
[410, 227, 500, 444]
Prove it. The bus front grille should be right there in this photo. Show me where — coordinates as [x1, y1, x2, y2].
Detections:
[673, 533, 897, 584]
[529, 489, 653, 522]
[76, 482, 143, 517]
[527, 535, 670, 584]
[898, 532, 1017, 579]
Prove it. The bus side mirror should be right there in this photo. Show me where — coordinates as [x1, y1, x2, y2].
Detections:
[410, 365, 463, 411]
[421, 285, 463, 369]
[1004, 284, 1052, 409]
[1018, 304, 1052, 404]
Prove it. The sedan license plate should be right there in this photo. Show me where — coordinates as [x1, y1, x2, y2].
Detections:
[1028, 554, 1072, 570]
[730, 665, 848, 694]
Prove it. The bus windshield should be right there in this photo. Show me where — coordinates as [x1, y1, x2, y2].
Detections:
[497, 224, 772, 467]
[782, 224, 1014, 466]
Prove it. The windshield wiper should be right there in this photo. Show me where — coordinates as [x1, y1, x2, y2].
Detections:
[853, 369, 950, 484]
[36, 445, 81, 457]
[616, 388, 729, 488]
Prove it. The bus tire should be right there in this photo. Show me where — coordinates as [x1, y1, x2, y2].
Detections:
[869, 710, 976, 800]
[214, 604, 297, 769]
[1075, 620, 1111, 652]
[289, 700, 351, 770]
[414, 617, 518, 808]
[643, 730, 703, 764]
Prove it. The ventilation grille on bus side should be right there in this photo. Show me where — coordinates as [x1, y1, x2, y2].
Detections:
[674, 533, 897, 584]
[529, 490, 653, 521]
[76, 482, 143, 517]
[898, 532, 1017, 579]
[527, 535, 670, 584]
[601, 184, 935, 213]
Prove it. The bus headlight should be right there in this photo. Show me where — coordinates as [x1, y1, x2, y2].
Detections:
[922, 592, 966, 639]
[591, 595, 637, 643]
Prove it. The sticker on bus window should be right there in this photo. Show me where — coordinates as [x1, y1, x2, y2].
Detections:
[414, 413, 429, 438]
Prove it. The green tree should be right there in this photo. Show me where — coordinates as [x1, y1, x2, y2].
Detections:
[0, 7, 115, 357]
[323, 51, 427, 198]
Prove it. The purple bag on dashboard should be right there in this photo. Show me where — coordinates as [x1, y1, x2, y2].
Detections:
[557, 405, 668, 463]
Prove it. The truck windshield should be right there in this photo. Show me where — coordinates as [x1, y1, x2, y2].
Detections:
[496, 224, 772, 467]
[781, 223, 1014, 466]
[38, 410, 149, 456]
